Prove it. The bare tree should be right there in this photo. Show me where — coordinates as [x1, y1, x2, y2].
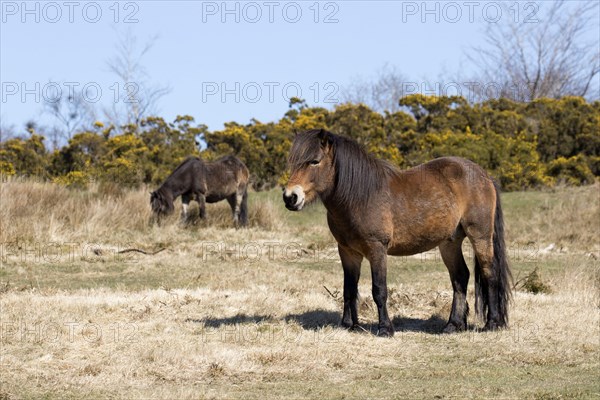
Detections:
[0, 118, 17, 142]
[43, 86, 97, 146]
[104, 29, 171, 129]
[467, 0, 599, 102]
[341, 64, 410, 112]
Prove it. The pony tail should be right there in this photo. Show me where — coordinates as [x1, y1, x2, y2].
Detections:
[492, 181, 512, 326]
[474, 181, 513, 326]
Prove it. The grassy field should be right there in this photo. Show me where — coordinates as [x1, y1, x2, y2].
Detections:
[0, 179, 598, 399]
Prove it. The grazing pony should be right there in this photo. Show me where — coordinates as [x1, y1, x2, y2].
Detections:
[283, 129, 512, 336]
[151, 155, 249, 227]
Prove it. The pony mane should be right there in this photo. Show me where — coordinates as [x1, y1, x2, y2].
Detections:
[170, 156, 202, 174]
[291, 129, 395, 209]
[158, 156, 203, 189]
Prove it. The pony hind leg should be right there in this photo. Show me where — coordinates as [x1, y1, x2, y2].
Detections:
[195, 193, 206, 220]
[226, 188, 246, 228]
[439, 237, 470, 333]
[467, 230, 503, 330]
[226, 194, 240, 227]
[464, 181, 512, 330]
[238, 186, 248, 227]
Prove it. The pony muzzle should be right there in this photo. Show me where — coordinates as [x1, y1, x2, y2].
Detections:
[283, 186, 305, 211]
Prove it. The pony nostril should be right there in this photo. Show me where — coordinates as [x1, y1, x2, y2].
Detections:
[283, 191, 298, 206]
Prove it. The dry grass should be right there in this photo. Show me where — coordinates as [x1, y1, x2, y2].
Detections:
[0, 180, 599, 399]
[502, 184, 600, 253]
[0, 179, 281, 245]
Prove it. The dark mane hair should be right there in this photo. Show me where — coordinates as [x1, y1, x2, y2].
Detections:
[290, 129, 396, 209]
[151, 156, 204, 215]
[169, 156, 202, 175]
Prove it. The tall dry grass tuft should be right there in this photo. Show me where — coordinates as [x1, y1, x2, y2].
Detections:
[0, 179, 283, 245]
[503, 183, 600, 252]
[184, 197, 282, 231]
[0, 179, 152, 243]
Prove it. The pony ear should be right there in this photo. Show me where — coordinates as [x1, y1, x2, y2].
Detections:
[318, 129, 332, 148]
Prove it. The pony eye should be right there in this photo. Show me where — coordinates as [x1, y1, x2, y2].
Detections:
[309, 160, 320, 166]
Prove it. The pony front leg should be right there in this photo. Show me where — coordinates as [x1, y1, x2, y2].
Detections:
[338, 245, 363, 330]
[368, 247, 394, 337]
[181, 194, 191, 221]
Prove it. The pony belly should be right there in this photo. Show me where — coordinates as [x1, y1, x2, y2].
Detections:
[386, 241, 440, 257]
[205, 194, 226, 203]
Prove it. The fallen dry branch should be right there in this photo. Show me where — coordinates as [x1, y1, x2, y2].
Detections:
[92, 248, 167, 256]
[323, 285, 340, 300]
[117, 248, 167, 255]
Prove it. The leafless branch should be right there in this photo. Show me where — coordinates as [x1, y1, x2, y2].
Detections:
[42, 85, 97, 146]
[104, 28, 172, 130]
[466, 0, 599, 101]
[341, 64, 410, 112]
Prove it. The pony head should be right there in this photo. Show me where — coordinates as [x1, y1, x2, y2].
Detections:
[283, 129, 335, 211]
[150, 189, 174, 217]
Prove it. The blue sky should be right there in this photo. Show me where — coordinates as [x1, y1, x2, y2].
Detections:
[1, 1, 598, 134]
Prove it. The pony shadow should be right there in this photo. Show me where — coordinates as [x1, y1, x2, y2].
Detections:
[191, 311, 462, 335]
[283, 309, 340, 330]
[335, 315, 449, 336]
[391, 315, 447, 334]
[391, 315, 480, 334]
[189, 314, 274, 328]
[188, 309, 341, 331]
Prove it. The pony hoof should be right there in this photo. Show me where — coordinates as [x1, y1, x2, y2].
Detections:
[442, 322, 466, 334]
[483, 321, 504, 331]
[342, 322, 366, 333]
[349, 324, 368, 333]
[377, 327, 395, 337]
[340, 319, 354, 330]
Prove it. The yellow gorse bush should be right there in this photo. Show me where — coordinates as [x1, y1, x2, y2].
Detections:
[1, 96, 598, 190]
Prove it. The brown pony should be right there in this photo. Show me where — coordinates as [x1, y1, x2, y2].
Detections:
[283, 129, 512, 336]
[151, 155, 249, 227]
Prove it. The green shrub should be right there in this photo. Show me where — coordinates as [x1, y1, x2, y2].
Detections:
[520, 268, 552, 294]
[547, 155, 596, 186]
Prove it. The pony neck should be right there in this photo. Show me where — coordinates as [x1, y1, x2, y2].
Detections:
[320, 190, 356, 218]
[159, 181, 184, 200]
